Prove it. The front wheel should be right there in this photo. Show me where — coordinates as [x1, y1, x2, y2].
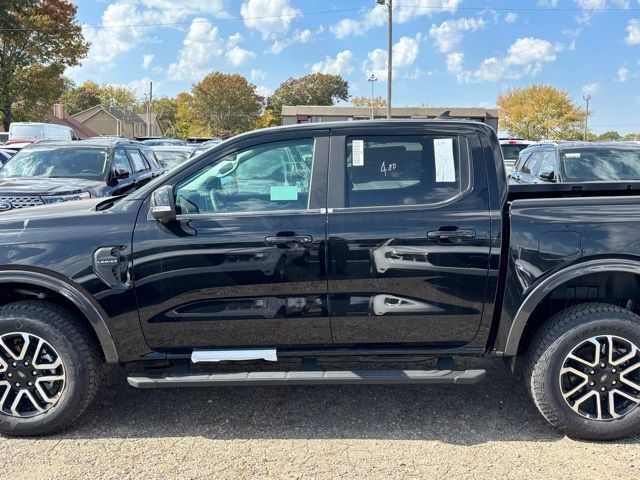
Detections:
[527, 303, 640, 440]
[0, 301, 101, 437]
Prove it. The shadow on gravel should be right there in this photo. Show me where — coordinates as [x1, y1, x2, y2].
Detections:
[50, 357, 639, 446]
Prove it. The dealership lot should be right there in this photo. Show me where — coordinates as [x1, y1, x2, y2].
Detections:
[1, 357, 638, 480]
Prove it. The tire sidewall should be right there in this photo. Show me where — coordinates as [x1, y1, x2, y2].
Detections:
[535, 313, 640, 440]
[0, 314, 91, 436]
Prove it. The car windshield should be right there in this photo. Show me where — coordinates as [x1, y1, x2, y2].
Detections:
[0, 147, 109, 180]
[561, 148, 640, 182]
[501, 144, 530, 160]
[10, 125, 43, 138]
[153, 150, 191, 170]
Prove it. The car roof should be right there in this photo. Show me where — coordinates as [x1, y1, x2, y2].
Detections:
[150, 146, 195, 152]
[19, 138, 151, 150]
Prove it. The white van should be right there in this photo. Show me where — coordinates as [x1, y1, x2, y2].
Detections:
[8, 122, 76, 141]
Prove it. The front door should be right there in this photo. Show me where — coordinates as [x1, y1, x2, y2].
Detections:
[132, 131, 331, 350]
[326, 126, 491, 348]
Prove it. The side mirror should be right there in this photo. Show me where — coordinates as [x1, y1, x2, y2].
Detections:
[150, 185, 176, 223]
[114, 167, 130, 180]
[539, 170, 556, 182]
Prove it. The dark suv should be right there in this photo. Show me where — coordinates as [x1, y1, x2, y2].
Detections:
[510, 141, 640, 184]
[0, 138, 163, 210]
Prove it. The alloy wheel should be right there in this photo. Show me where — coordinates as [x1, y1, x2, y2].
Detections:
[560, 335, 640, 421]
[0, 332, 66, 418]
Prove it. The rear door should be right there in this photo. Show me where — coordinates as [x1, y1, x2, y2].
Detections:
[126, 148, 154, 188]
[110, 148, 137, 195]
[132, 130, 331, 350]
[326, 125, 491, 347]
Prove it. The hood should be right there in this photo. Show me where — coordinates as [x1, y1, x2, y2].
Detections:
[0, 177, 105, 196]
[0, 196, 110, 221]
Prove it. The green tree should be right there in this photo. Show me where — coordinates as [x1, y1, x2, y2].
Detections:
[0, 0, 88, 130]
[266, 73, 350, 126]
[498, 85, 587, 141]
[172, 92, 197, 139]
[622, 132, 640, 141]
[598, 131, 622, 141]
[150, 97, 177, 135]
[352, 96, 387, 107]
[191, 72, 264, 136]
[62, 81, 138, 115]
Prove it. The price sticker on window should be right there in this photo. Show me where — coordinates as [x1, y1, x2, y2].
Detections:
[352, 140, 365, 166]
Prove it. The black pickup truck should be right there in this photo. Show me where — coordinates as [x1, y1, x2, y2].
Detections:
[0, 120, 639, 440]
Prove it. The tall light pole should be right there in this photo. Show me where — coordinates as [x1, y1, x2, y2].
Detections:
[367, 73, 377, 120]
[582, 94, 591, 141]
[377, 0, 392, 119]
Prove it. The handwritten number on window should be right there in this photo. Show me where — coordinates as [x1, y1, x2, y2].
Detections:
[380, 161, 397, 177]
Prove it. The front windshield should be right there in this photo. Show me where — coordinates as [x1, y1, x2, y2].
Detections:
[0, 147, 109, 180]
[153, 150, 191, 170]
[561, 148, 640, 182]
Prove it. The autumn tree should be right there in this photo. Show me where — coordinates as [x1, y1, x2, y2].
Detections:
[265, 73, 350, 126]
[191, 72, 264, 136]
[352, 96, 387, 107]
[171, 93, 195, 139]
[497, 85, 587, 141]
[62, 81, 138, 115]
[0, 0, 88, 130]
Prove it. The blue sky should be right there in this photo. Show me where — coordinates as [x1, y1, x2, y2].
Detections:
[69, 0, 640, 134]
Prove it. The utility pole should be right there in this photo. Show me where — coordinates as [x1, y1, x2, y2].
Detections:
[147, 81, 153, 137]
[582, 94, 591, 141]
[367, 73, 377, 120]
[377, 0, 392, 118]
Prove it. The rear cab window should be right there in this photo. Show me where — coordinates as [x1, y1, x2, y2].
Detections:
[128, 149, 149, 172]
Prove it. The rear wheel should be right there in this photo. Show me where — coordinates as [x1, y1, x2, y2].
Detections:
[527, 303, 640, 440]
[0, 300, 100, 437]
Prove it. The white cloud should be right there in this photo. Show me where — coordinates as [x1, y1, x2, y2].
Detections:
[364, 36, 420, 79]
[251, 69, 266, 81]
[428, 17, 485, 53]
[109, 77, 155, 100]
[226, 46, 256, 66]
[81, 0, 230, 66]
[626, 19, 640, 45]
[505, 12, 518, 23]
[167, 20, 224, 81]
[581, 82, 601, 96]
[142, 54, 154, 69]
[537, 0, 558, 6]
[256, 85, 271, 98]
[618, 66, 630, 82]
[240, 0, 299, 40]
[311, 50, 354, 75]
[268, 29, 312, 54]
[330, 0, 461, 38]
[447, 37, 561, 83]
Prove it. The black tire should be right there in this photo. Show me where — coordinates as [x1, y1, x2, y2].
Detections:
[0, 300, 101, 437]
[526, 302, 640, 440]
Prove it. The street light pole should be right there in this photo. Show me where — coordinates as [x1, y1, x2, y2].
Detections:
[377, 0, 392, 119]
[367, 73, 377, 120]
[582, 94, 591, 141]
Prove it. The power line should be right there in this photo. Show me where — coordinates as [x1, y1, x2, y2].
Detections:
[0, 3, 637, 32]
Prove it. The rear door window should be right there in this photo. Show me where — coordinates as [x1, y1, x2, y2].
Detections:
[128, 150, 149, 172]
[344, 135, 471, 208]
[113, 149, 133, 174]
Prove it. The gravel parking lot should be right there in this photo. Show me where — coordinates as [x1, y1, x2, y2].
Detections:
[1, 357, 639, 480]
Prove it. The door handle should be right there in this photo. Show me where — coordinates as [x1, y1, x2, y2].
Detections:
[265, 234, 313, 246]
[427, 229, 476, 241]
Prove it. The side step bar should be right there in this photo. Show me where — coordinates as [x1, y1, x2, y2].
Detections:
[128, 369, 486, 388]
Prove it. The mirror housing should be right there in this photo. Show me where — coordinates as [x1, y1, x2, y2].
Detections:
[114, 167, 130, 180]
[539, 170, 556, 182]
[150, 185, 176, 223]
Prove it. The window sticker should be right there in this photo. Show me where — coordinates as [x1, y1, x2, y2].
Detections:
[352, 140, 365, 166]
[270, 185, 299, 201]
[565, 153, 581, 158]
[434, 138, 456, 182]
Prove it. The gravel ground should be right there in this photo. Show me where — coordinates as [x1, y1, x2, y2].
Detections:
[1, 357, 639, 480]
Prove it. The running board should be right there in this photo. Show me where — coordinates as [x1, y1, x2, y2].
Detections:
[127, 369, 486, 388]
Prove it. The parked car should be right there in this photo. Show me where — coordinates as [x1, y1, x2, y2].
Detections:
[0, 148, 16, 165]
[141, 138, 187, 147]
[499, 138, 535, 174]
[8, 122, 76, 141]
[510, 141, 640, 183]
[3, 121, 640, 440]
[190, 138, 224, 157]
[150, 145, 196, 171]
[0, 138, 163, 210]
